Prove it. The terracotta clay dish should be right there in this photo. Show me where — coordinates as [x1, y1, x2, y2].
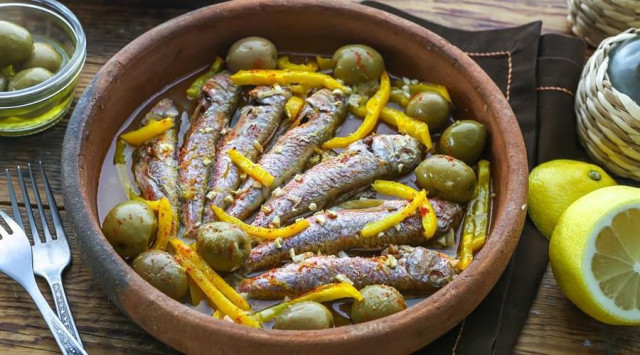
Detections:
[61, 1, 528, 353]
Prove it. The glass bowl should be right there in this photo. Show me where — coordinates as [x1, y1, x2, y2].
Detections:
[0, 0, 86, 136]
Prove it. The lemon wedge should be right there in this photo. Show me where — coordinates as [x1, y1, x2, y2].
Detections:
[550, 185, 640, 325]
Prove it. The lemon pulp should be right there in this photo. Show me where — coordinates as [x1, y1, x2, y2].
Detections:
[591, 207, 640, 313]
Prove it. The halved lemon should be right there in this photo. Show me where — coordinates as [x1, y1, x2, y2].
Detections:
[550, 185, 640, 325]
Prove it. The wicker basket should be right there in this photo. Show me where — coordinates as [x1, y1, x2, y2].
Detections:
[576, 28, 640, 180]
[568, 0, 640, 47]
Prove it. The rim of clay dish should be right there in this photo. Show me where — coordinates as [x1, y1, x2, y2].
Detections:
[62, 0, 528, 352]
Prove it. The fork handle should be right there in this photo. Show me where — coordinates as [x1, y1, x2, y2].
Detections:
[25, 280, 87, 355]
[46, 277, 83, 346]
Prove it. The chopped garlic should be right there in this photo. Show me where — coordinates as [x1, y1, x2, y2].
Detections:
[274, 145, 283, 154]
[332, 88, 344, 96]
[271, 215, 281, 228]
[337, 251, 350, 258]
[272, 187, 285, 197]
[308, 202, 317, 211]
[252, 181, 262, 189]
[402, 77, 411, 85]
[223, 195, 234, 204]
[386, 254, 398, 268]
[377, 232, 384, 238]
[294, 174, 303, 182]
[206, 190, 217, 200]
[274, 237, 283, 249]
[316, 214, 326, 226]
[260, 205, 273, 214]
[326, 209, 338, 219]
[335, 274, 354, 285]
[202, 158, 212, 166]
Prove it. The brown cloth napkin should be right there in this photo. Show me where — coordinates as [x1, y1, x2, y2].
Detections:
[362, 2, 587, 354]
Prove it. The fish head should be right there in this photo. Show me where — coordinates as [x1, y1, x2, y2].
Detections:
[370, 134, 422, 174]
[404, 246, 456, 288]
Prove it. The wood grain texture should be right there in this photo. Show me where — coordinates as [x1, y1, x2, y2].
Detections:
[0, 0, 637, 353]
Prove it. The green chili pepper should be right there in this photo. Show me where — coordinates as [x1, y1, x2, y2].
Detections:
[186, 57, 224, 100]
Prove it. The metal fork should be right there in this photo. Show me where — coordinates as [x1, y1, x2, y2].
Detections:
[5, 163, 83, 345]
[0, 210, 86, 354]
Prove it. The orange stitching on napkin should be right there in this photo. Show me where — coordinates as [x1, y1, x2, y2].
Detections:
[451, 318, 466, 354]
[536, 86, 575, 97]
[466, 51, 512, 102]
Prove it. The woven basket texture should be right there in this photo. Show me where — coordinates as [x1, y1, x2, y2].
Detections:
[576, 28, 640, 180]
[568, 0, 640, 46]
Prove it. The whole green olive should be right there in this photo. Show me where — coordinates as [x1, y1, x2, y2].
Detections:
[0, 72, 7, 91]
[0, 20, 33, 67]
[226, 36, 277, 72]
[439, 120, 487, 165]
[274, 301, 334, 330]
[7, 67, 54, 91]
[350, 285, 406, 323]
[19, 42, 63, 73]
[102, 200, 157, 259]
[608, 37, 640, 105]
[415, 155, 476, 203]
[132, 250, 189, 300]
[332, 44, 384, 85]
[405, 90, 451, 130]
[196, 222, 251, 272]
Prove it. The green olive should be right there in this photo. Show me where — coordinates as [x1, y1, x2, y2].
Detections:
[332, 44, 384, 85]
[350, 285, 406, 323]
[405, 90, 451, 130]
[0, 20, 33, 67]
[415, 155, 476, 203]
[102, 200, 157, 259]
[196, 222, 251, 272]
[7, 67, 54, 91]
[439, 120, 487, 165]
[274, 301, 334, 330]
[132, 250, 189, 300]
[19, 42, 63, 73]
[226, 36, 277, 72]
[608, 37, 640, 105]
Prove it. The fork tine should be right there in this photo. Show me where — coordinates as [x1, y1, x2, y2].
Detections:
[0, 209, 24, 237]
[5, 169, 24, 231]
[17, 166, 41, 244]
[38, 162, 66, 240]
[28, 163, 53, 242]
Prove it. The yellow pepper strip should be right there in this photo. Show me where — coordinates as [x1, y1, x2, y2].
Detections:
[171, 239, 251, 311]
[323, 71, 390, 149]
[151, 197, 173, 251]
[410, 82, 451, 103]
[254, 283, 363, 323]
[457, 160, 491, 271]
[350, 104, 433, 151]
[228, 149, 275, 187]
[211, 206, 310, 240]
[113, 139, 126, 165]
[389, 88, 410, 107]
[316, 56, 335, 71]
[277, 56, 318, 72]
[173, 253, 260, 328]
[231, 69, 347, 91]
[120, 118, 174, 146]
[189, 277, 204, 306]
[288, 84, 312, 97]
[371, 180, 437, 239]
[186, 57, 224, 100]
[285, 96, 305, 120]
[361, 189, 426, 238]
[212, 309, 225, 319]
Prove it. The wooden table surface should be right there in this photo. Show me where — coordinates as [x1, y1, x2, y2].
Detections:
[0, 0, 638, 353]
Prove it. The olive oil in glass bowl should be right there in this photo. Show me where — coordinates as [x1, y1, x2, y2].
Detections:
[0, 0, 86, 136]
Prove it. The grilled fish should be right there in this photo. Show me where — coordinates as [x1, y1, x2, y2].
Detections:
[225, 89, 347, 220]
[132, 98, 181, 213]
[204, 85, 291, 220]
[239, 245, 456, 299]
[244, 199, 462, 272]
[179, 71, 240, 237]
[252, 134, 422, 228]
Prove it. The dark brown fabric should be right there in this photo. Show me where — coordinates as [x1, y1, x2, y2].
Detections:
[362, 2, 587, 354]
